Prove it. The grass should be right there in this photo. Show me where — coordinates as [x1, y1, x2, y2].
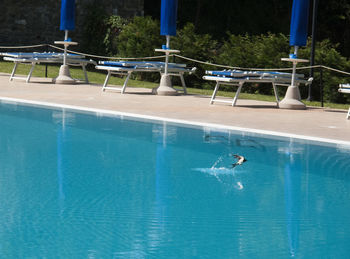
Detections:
[0, 61, 348, 110]
[0, 61, 160, 88]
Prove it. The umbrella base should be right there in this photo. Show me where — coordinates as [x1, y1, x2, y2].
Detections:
[154, 74, 178, 96]
[55, 65, 76, 85]
[279, 85, 306, 110]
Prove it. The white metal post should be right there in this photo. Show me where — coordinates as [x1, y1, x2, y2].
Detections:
[63, 30, 68, 66]
[164, 35, 170, 75]
[291, 46, 298, 87]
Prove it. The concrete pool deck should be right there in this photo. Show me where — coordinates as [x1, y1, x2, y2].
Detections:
[0, 72, 349, 144]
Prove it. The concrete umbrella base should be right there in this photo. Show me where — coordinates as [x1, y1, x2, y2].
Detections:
[154, 74, 178, 96]
[55, 65, 75, 85]
[279, 85, 306, 110]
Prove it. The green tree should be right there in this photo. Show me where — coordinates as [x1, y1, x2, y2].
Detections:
[80, 2, 108, 55]
[172, 23, 218, 87]
[103, 16, 128, 55]
[116, 16, 163, 58]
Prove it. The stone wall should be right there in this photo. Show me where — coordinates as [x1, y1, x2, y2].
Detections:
[0, 0, 144, 47]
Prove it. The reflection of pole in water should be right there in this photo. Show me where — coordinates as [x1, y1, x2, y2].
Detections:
[284, 147, 301, 257]
[151, 122, 171, 245]
[57, 129, 65, 200]
[56, 110, 66, 209]
[156, 122, 170, 201]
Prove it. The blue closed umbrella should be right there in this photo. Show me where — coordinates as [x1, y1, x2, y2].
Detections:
[160, 0, 178, 37]
[160, 0, 178, 77]
[289, 0, 310, 56]
[60, 0, 75, 32]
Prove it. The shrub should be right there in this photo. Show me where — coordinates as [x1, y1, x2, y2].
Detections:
[80, 2, 108, 55]
[215, 33, 256, 68]
[116, 16, 163, 58]
[215, 33, 350, 101]
[172, 23, 218, 88]
[81, 14, 350, 104]
[103, 16, 128, 55]
[215, 33, 292, 95]
[299, 39, 350, 103]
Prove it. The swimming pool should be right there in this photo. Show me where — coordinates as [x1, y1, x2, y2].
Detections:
[0, 100, 349, 258]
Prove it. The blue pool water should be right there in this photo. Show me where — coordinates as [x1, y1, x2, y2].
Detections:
[0, 102, 350, 258]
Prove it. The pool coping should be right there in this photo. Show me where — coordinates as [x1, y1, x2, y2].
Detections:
[1, 96, 350, 148]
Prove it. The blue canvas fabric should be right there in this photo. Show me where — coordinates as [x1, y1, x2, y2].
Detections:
[160, 0, 178, 36]
[289, 0, 310, 46]
[60, 0, 75, 31]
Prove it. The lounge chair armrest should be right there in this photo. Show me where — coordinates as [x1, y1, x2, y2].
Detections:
[306, 77, 313, 85]
[189, 67, 197, 74]
[338, 83, 350, 94]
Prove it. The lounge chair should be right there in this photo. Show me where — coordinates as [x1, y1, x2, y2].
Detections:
[0, 52, 96, 83]
[203, 70, 313, 107]
[95, 61, 196, 94]
[338, 83, 350, 119]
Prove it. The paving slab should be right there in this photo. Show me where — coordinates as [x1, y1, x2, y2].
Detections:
[0, 73, 349, 144]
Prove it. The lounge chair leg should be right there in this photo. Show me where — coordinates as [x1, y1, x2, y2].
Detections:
[210, 82, 220, 104]
[82, 64, 89, 83]
[102, 71, 111, 91]
[232, 82, 243, 106]
[10, 62, 18, 81]
[121, 71, 132, 94]
[26, 62, 36, 83]
[180, 73, 187, 94]
[272, 83, 280, 107]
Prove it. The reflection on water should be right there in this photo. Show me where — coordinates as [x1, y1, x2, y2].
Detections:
[0, 102, 350, 258]
[283, 143, 302, 258]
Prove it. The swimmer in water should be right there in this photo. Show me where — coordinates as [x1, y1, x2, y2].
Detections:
[232, 154, 247, 168]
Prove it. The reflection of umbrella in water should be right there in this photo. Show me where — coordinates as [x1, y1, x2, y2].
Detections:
[150, 123, 171, 245]
[284, 151, 301, 257]
[279, 0, 311, 109]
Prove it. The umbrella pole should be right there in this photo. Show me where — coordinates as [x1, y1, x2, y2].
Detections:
[63, 30, 68, 66]
[164, 35, 170, 75]
[290, 46, 298, 87]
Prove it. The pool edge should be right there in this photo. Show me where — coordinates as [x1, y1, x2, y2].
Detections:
[1, 96, 349, 147]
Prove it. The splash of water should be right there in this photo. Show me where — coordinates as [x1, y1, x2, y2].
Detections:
[211, 156, 224, 169]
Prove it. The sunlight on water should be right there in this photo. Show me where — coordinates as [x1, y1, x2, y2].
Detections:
[0, 102, 350, 258]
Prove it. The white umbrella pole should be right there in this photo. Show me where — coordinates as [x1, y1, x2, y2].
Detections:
[164, 35, 170, 75]
[63, 30, 68, 66]
[291, 46, 298, 87]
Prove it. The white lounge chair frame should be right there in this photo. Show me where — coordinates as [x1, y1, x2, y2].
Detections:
[1, 53, 95, 83]
[203, 73, 312, 107]
[95, 63, 196, 94]
[338, 83, 350, 119]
